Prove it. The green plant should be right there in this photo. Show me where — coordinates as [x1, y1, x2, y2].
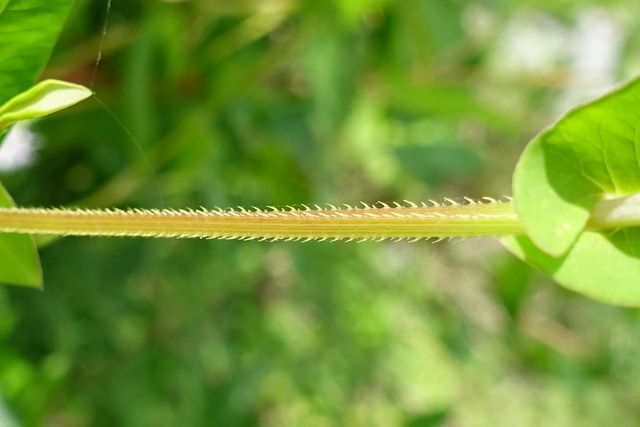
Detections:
[2, 0, 639, 308]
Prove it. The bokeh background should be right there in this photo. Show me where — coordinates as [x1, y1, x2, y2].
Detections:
[1, 0, 640, 425]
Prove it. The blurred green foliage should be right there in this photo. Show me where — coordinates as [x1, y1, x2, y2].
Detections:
[1, 0, 640, 425]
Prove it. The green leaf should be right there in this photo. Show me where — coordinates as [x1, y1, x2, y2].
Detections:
[0, 79, 92, 130]
[0, 79, 90, 287]
[503, 230, 640, 307]
[0, 0, 76, 288]
[513, 78, 640, 256]
[0, 0, 76, 105]
[505, 77, 640, 306]
[0, 183, 41, 288]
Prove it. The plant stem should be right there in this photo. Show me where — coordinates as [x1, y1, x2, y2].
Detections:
[0, 194, 635, 241]
[0, 199, 521, 241]
[587, 193, 640, 229]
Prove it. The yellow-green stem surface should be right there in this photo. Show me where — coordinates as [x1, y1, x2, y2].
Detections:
[0, 199, 522, 241]
[0, 194, 634, 241]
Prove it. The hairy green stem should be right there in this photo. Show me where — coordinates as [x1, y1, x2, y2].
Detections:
[0, 199, 520, 241]
[0, 195, 634, 242]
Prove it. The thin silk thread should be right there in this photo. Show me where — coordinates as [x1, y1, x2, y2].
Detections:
[86, 0, 166, 207]
[89, 0, 112, 90]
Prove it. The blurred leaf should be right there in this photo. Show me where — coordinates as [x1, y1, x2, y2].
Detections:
[333, 0, 390, 24]
[392, 144, 483, 186]
[0, 184, 41, 287]
[387, 80, 511, 130]
[492, 255, 533, 319]
[405, 410, 450, 427]
[123, 16, 161, 149]
[0, 0, 76, 105]
[405, 0, 464, 53]
[304, 25, 357, 141]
